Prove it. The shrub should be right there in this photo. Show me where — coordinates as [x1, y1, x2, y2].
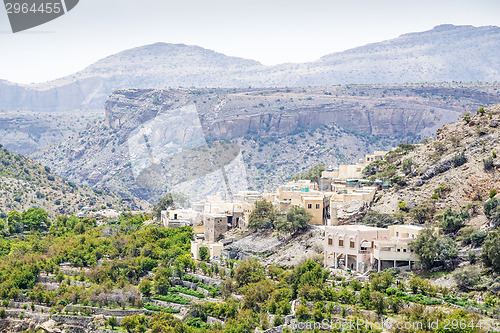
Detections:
[485, 198, 499, 216]
[402, 158, 417, 175]
[468, 251, 477, 264]
[457, 226, 487, 247]
[484, 157, 494, 170]
[168, 286, 205, 298]
[409, 203, 434, 224]
[451, 153, 467, 167]
[182, 275, 199, 283]
[482, 230, 500, 272]
[398, 201, 408, 212]
[463, 113, 471, 123]
[490, 190, 497, 199]
[439, 208, 469, 234]
[361, 211, 394, 227]
[153, 294, 190, 305]
[453, 267, 481, 291]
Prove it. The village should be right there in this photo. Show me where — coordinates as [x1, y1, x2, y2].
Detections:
[159, 150, 424, 275]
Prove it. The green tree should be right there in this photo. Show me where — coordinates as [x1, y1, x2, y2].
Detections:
[482, 230, 500, 271]
[7, 211, 21, 225]
[235, 259, 265, 287]
[291, 163, 326, 184]
[359, 286, 371, 307]
[122, 314, 139, 333]
[410, 228, 458, 270]
[152, 193, 174, 220]
[138, 279, 152, 298]
[275, 205, 312, 233]
[248, 200, 278, 229]
[107, 316, 118, 330]
[409, 203, 434, 224]
[21, 208, 48, 230]
[410, 228, 439, 270]
[439, 208, 469, 234]
[199, 247, 209, 262]
[402, 158, 417, 175]
[370, 291, 387, 314]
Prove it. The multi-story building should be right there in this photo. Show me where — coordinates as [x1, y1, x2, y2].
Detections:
[324, 224, 424, 272]
[203, 214, 228, 242]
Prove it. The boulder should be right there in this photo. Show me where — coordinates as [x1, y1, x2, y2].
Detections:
[37, 319, 62, 333]
[336, 199, 369, 224]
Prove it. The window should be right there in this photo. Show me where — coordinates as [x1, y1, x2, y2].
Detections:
[396, 231, 399, 237]
[412, 234, 415, 239]
[307, 204, 312, 209]
[316, 204, 320, 209]
[328, 238, 333, 245]
[350, 241, 355, 248]
[339, 239, 344, 247]
[403, 249, 407, 252]
[397, 248, 401, 252]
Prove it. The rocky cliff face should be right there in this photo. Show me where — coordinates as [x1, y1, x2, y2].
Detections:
[1, 25, 499, 113]
[32, 85, 500, 202]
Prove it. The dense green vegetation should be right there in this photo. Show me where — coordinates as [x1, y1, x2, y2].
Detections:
[249, 201, 311, 233]
[1, 205, 491, 332]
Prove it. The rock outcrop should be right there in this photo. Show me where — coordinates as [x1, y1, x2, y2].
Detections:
[31, 86, 500, 202]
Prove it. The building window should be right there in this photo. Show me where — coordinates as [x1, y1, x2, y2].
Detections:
[396, 232, 399, 237]
[316, 204, 320, 209]
[403, 249, 407, 252]
[339, 239, 344, 247]
[397, 248, 401, 252]
[350, 241, 355, 248]
[328, 238, 333, 245]
[412, 234, 415, 239]
[308, 204, 312, 209]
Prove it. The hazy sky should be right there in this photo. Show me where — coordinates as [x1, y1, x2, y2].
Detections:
[1, 0, 499, 84]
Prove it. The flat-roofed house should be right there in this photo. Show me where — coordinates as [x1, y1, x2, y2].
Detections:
[324, 225, 389, 273]
[324, 224, 424, 273]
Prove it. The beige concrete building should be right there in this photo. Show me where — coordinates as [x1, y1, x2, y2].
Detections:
[324, 225, 389, 272]
[204, 214, 228, 242]
[324, 224, 424, 273]
[193, 192, 254, 230]
[302, 196, 325, 225]
[365, 151, 388, 163]
[373, 225, 424, 271]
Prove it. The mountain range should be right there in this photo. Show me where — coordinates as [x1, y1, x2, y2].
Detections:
[1, 24, 499, 113]
[2, 24, 500, 202]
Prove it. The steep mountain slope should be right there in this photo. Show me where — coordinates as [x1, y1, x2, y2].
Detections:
[372, 103, 500, 228]
[284, 24, 500, 86]
[0, 145, 149, 216]
[32, 85, 500, 202]
[0, 25, 499, 113]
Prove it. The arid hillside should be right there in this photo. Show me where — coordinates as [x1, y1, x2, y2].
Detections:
[371, 103, 500, 229]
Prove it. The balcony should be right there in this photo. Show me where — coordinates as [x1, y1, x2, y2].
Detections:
[374, 248, 416, 261]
